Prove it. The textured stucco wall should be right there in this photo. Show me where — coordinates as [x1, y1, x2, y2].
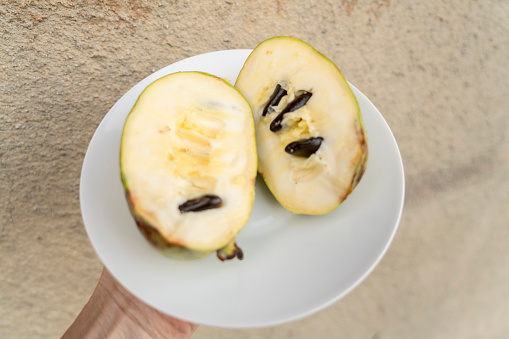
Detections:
[1, 1, 508, 338]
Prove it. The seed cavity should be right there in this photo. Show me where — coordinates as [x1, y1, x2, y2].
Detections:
[270, 91, 312, 132]
[285, 137, 323, 157]
[178, 194, 222, 213]
[262, 84, 287, 116]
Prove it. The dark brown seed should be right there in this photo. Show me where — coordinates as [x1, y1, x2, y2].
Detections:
[235, 243, 244, 260]
[270, 91, 312, 132]
[262, 84, 287, 116]
[216, 252, 227, 261]
[284, 137, 324, 157]
[216, 243, 244, 261]
[178, 194, 222, 213]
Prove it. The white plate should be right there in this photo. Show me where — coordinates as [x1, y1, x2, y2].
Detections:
[80, 49, 405, 328]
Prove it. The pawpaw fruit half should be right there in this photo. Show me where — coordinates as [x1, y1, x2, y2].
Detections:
[120, 71, 257, 260]
[235, 37, 367, 215]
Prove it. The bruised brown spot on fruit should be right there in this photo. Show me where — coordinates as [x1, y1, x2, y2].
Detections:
[135, 218, 194, 255]
[125, 190, 136, 207]
[158, 126, 171, 133]
[125, 191, 183, 248]
[352, 140, 368, 189]
[350, 121, 368, 188]
[135, 219, 163, 248]
[339, 192, 348, 203]
[270, 91, 312, 132]
[178, 194, 223, 213]
[353, 160, 366, 187]
[266, 50, 273, 55]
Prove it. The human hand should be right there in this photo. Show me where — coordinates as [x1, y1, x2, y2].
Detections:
[62, 267, 197, 339]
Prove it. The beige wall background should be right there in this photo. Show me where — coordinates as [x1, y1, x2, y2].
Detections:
[1, 1, 508, 338]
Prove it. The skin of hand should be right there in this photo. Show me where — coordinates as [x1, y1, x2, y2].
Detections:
[62, 267, 198, 339]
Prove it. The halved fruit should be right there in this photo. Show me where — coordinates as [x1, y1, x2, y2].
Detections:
[120, 71, 257, 260]
[235, 37, 367, 215]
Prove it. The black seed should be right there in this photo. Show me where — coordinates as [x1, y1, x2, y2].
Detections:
[262, 84, 287, 116]
[216, 243, 244, 261]
[270, 91, 312, 132]
[284, 137, 324, 157]
[178, 194, 222, 213]
[235, 243, 244, 260]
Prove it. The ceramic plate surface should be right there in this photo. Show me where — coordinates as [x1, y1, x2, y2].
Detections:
[80, 49, 404, 328]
